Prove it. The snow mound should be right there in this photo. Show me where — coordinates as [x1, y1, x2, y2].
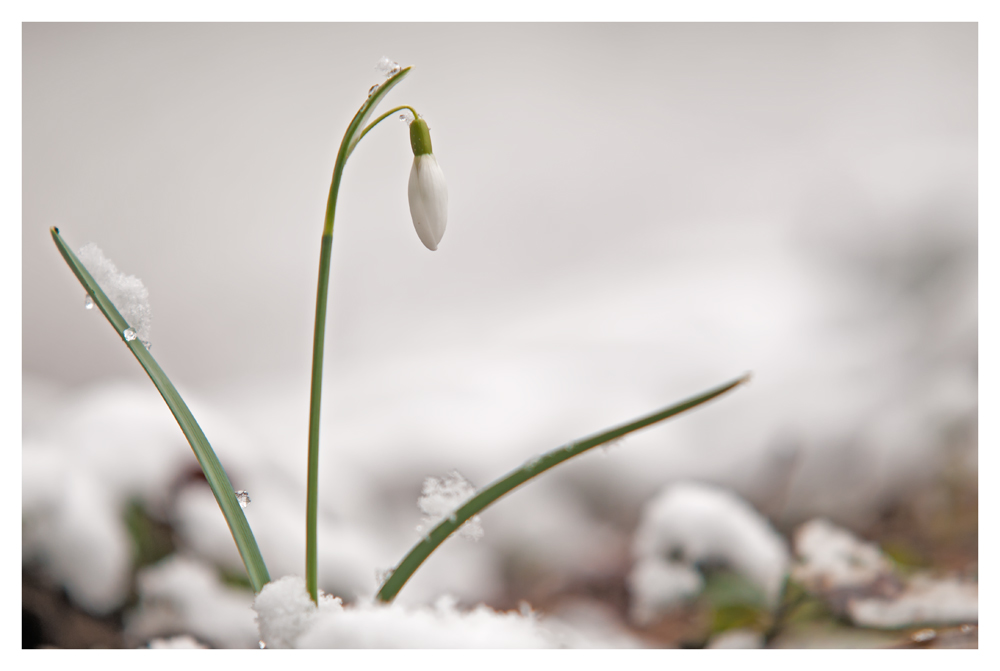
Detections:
[791, 519, 978, 628]
[147, 635, 209, 648]
[628, 481, 789, 625]
[125, 555, 259, 649]
[792, 518, 894, 591]
[255, 576, 576, 648]
[22, 441, 132, 614]
[848, 575, 978, 628]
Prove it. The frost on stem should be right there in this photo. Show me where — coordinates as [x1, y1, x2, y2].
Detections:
[77, 243, 152, 345]
[416, 470, 483, 541]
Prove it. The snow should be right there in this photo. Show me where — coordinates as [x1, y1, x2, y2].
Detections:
[22, 450, 132, 614]
[627, 482, 789, 625]
[792, 518, 894, 591]
[253, 575, 342, 649]
[21, 382, 206, 613]
[125, 555, 260, 649]
[77, 243, 152, 344]
[374, 55, 401, 78]
[254, 576, 563, 648]
[707, 628, 765, 649]
[848, 575, 978, 628]
[791, 518, 978, 629]
[417, 470, 483, 540]
[147, 635, 209, 648]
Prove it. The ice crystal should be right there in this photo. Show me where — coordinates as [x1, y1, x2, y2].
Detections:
[375, 56, 401, 78]
[77, 243, 152, 344]
[416, 470, 483, 541]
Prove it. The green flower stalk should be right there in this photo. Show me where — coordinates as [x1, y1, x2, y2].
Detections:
[306, 63, 442, 603]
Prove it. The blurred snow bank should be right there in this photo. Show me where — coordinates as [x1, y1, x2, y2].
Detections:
[22, 447, 131, 614]
[792, 518, 894, 591]
[125, 555, 259, 648]
[707, 628, 765, 649]
[254, 575, 635, 648]
[627, 482, 789, 625]
[22, 379, 196, 613]
[792, 519, 977, 629]
[848, 575, 978, 628]
[147, 635, 209, 649]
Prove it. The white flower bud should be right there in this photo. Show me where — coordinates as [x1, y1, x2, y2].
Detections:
[407, 153, 448, 251]
[406, 117, 448, 251]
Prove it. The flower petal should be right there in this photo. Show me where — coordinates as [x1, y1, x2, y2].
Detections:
[408, 154, 448, 251]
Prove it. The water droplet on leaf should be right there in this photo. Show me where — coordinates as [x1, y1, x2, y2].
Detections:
[235, 490, 251, 508]
[84, 294, 94, 310]
[123, 328, 137, 341]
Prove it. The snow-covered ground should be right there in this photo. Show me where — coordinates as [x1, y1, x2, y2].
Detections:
[22, 24, 977, 647]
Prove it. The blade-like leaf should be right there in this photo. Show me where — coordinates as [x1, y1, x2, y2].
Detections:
[376, 374, 750, 602]
[50, 227, 271, 593]
[346, 66, 412, 157]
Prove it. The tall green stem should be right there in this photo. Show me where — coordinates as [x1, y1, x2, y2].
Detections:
[305, 67, 412, 603]
[305, 234, 333, 603]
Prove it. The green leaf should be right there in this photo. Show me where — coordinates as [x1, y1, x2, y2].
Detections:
[702, 570, 771, 634]
[376, 374, 750, 602]
[345, 67, 412, 157]
[50, 227, 271, 593]
[123, 499, 175, 569]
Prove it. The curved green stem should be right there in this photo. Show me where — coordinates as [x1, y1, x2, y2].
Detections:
[306, 67, 412, 603]
[376, 374, 751, 603]
[50, 228, 271, 592]
[354, 106, 420, 148]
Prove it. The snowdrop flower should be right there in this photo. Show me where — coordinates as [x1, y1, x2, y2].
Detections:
[407, 117, 448, 251]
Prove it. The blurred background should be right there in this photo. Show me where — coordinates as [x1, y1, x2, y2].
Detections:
[22, 23, 977, 648]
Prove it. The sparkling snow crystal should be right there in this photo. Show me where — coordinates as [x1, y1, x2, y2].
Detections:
[417, 470, 483, 541]
[375, 55, 401, 78]
[77, 243, 152, 344]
